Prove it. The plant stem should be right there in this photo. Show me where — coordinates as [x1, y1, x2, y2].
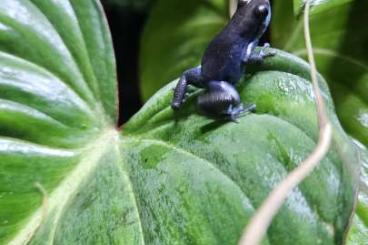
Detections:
[238, 1, 333, 244]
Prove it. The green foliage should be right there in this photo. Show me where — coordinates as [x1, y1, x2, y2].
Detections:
[271, 1, 368, 241]
[0, 0, 363, 244]
[272, 0, 368, 148]
[0, 0, 118, 243]
[125, 49, 360, 244]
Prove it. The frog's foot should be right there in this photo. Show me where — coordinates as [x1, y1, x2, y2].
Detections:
[248, 44, 275, 64]
[260, 43, 276, 57]
[224, 103, 256, 122]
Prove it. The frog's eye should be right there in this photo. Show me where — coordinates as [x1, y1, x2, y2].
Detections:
[255, 4, 269, 17]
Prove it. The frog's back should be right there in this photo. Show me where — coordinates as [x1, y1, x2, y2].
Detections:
[201, 30, 246, 84]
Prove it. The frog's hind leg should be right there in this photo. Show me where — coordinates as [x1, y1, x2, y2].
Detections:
[172, 66, 203, 110]
[197, 81, 256, 121]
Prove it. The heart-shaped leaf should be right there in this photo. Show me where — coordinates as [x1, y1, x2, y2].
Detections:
[129, 47, 360, 243]
[0, 0, 121, 243]
[0, 0, 361, 244]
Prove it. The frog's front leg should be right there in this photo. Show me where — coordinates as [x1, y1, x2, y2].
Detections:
[241, 40, 258, 64]
[172, 66, 203, 110]
[197, 81, 256, 121]
[245, 43, 276, 64]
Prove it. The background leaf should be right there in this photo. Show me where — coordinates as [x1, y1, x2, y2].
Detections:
[272, 0, 368, 147]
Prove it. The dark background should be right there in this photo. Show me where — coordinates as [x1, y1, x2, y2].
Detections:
[102, 4, 146, 125]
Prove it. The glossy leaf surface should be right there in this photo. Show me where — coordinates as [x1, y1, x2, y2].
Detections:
[0, 0, 121, 243]
[138, 0, 363, 243]
[128, 48, 360, 244]
[0, 0, 361, 244]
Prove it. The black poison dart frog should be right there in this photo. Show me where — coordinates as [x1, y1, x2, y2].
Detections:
[171, 0, 275, 120]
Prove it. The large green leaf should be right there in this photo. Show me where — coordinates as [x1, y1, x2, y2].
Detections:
[0, 0, 361, 244]
[272, 0, 368, 147]
[129, 48, 360, 244]
[0, 0, 121, 243]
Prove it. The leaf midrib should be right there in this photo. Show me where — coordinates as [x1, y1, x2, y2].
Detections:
[123, 135, 255, 244]
[8, 128, 119, 245]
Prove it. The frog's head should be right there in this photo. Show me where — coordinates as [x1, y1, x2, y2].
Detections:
[236, 0, 271, 38]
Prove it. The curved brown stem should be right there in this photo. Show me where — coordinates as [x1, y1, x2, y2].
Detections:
[238, 1, 333, 244]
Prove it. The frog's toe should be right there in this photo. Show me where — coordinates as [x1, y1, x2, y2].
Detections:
[225, 103, 256, 121]
[263, 43, 271, 48]
[227, 104, 243, 122]
[259, 43, 275, 57]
